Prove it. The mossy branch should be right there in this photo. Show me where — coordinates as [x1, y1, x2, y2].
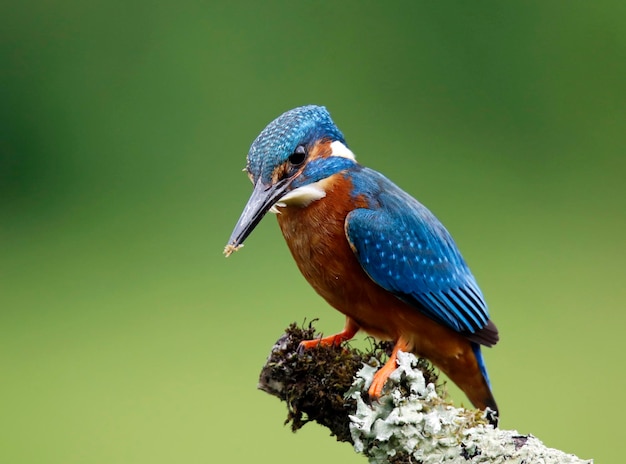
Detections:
[258, 322, 593, 464]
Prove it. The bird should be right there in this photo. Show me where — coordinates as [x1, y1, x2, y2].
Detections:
[224, 105, 499, 424]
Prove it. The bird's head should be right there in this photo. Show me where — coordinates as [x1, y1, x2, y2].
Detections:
[224, 105, 357, 256]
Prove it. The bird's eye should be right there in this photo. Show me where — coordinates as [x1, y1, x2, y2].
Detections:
[288, 145, 307, 166]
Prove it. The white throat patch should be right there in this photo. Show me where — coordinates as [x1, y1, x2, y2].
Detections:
[330, 141, 356, 160]
[270, 179, 328, 213]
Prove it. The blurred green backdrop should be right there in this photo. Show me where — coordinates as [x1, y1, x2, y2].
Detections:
[1, 1, 624, 463]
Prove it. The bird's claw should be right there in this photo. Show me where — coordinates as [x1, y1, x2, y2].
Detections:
[297, 338, 321, 355]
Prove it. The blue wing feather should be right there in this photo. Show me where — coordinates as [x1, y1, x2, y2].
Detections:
[345, 168, 491, 336]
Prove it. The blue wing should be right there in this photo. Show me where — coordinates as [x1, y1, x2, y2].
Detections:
[345, 169, 493, 341]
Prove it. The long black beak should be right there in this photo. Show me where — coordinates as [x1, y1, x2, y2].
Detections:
[224, 178, 290, 256]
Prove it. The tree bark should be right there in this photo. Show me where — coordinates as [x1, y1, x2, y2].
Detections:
[258, 323, 593, 464]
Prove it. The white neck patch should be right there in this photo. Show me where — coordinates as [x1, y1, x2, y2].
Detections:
[330, 140, 356, 160]
[270, 179, 329, 213]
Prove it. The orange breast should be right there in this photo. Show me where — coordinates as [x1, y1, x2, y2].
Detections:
[276, 173, 374, 322]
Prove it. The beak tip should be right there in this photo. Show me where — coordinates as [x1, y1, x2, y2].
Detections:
[224, 243, 244, 257]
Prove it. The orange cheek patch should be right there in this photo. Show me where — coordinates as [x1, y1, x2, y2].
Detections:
[308, 139, 333, 160]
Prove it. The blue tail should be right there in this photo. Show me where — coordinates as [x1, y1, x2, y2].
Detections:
[471, 342, 498, 425]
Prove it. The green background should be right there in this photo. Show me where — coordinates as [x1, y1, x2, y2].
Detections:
[2, 1, 624, 462]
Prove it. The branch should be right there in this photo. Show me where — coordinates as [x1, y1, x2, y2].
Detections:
[258, 322, 593, 464]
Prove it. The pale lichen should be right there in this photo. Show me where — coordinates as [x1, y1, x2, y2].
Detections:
[347, 351, 592, 464]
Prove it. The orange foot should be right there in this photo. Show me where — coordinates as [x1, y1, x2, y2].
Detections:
[368, 336, 410, 400]
[299, 317, 359, 351]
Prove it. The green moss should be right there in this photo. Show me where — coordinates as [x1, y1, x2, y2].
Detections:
[258, 321, 441, 444]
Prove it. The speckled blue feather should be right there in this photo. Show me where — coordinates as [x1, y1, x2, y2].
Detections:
[345, 167, 490, 335]
[248, 106, 345, 184]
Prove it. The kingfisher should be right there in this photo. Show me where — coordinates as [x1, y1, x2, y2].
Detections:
[224, 105, 499, 423]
